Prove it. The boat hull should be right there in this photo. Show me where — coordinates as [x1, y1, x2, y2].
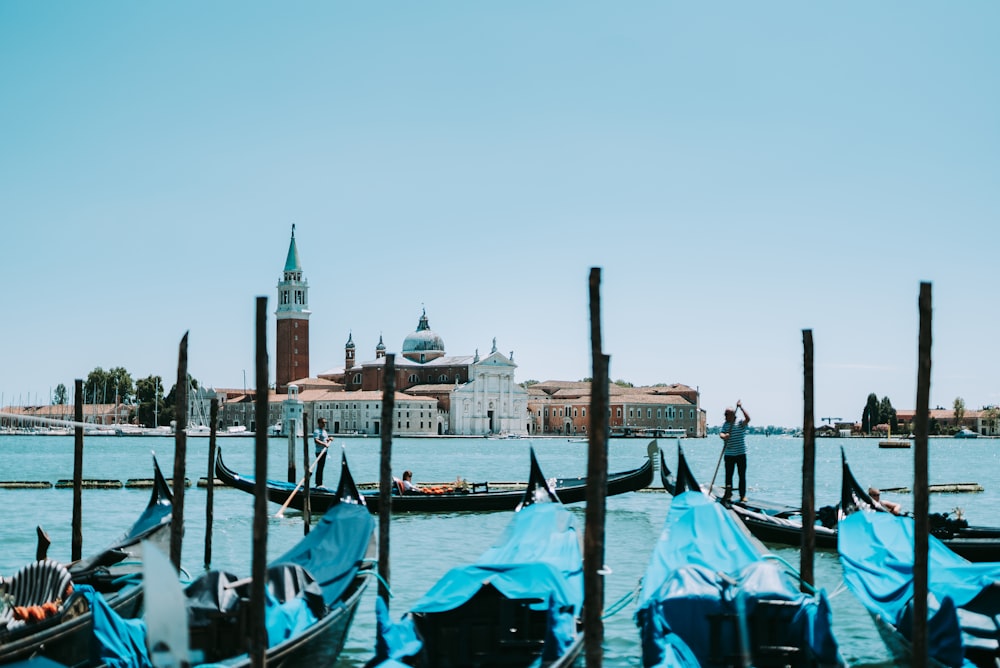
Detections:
[217, 444, 655, 514]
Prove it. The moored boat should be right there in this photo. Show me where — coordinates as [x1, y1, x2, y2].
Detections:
[183, 451, 375, 666]
[839, 480, 1000, 666]
[659, 446, 1000, 562]
[369, 447, 584, 667]
[0, 456, 174, 666]
[636, 446, 844, 667]
[217, 441, 656, 514]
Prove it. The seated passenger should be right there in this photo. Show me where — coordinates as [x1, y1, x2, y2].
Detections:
[399, 470, 420, 494]
[868, 487, 902, 515]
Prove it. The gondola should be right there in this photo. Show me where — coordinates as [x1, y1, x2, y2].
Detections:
[0, 455, 174, 666]
[838, 454, 1000, 668]
[369, 447, 584, 667]
[660, 446, 1000, 561]
[217, 440, 656, 514]
[636, 445, 845, 668]
[178, 451, 376, 667]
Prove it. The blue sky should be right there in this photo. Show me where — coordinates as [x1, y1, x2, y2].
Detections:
[2, 2, 997, 428]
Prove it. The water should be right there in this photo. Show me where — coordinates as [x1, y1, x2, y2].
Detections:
[2, 433, 999, 666]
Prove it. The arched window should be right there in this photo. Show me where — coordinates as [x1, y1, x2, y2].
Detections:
[353, 373, 361, 384]
[439, 374, 448, 382]
[409, 374, 419, 384]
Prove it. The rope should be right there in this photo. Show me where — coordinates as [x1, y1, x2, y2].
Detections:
[360, 561, 394, 598]
[602, 579, 642, 619]
[761, 554, 818, 595]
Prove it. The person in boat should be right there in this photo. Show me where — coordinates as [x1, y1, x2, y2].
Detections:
[396, 470, 423, 494]
[868, 487, 902, 515]
[313, 417, 333, 486]
[720, 400, 751, 503]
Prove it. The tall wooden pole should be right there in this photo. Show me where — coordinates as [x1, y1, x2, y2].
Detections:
[72, 378, 83, 561]
[800, 329, 816, 589]
[251, 297, 269, 668]
[204, 397, 218, 568]
[378, 354, 396, 608]
[170, 332, 189, 570]
[913, 282, 932, 668]
[584, 268, 609, 667]
[302, 410, 311, 534]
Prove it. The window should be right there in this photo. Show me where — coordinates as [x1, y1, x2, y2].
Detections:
[409, 374, 418, 383]
[616, 408, 622, 418]
[582, 408, 586, 417]
[657, 409, 662, 419]
[353, 374, 361, 384]
[439, 374, 447, 382]
[647, 409, 652, 418]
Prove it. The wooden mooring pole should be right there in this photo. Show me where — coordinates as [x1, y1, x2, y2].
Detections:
[584, 268, 609, 667]
[204, 397, 218, 568]
[800, 329, 815, 590]
[170, 332, 189, 571]
[302, 410, 311, 534]
[378, 353, 396, 608]
[251, 297, 269, 668]
[913, 282, 932, 668]
[72, 378, 83, 562]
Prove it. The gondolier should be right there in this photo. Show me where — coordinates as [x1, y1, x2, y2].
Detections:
[720, 400, 750, 503]
[313, 418, 333, 486]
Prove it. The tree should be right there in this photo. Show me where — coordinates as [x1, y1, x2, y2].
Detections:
[135, 375, 165, 428]
[53, 384, 68, 405]
[862, 393, 879, 434]
[953, 397, 966, 428]
[84, 367, 135, 405]
[613, 379, 634, 388]
[520, 380, 539, 388]
[879, 396, 897, 432]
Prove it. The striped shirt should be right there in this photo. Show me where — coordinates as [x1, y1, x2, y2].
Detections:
[721, 420, 748, 456]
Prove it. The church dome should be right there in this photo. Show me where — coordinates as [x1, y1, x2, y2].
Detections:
[402, 309, 445, 357]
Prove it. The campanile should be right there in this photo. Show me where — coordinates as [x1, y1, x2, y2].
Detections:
[275, 225, 311, 394]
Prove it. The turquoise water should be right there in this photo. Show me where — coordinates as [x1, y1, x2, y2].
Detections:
[2, 433, 999, 666]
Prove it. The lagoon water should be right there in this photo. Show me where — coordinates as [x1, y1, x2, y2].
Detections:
[2, 433, 999, 666]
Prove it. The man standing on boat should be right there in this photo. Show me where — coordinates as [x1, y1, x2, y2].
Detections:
[720, 401, 751, 503]
[313, 417, 333, 486]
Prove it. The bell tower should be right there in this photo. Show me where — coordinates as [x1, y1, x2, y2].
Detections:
[275, 225, 311, 394]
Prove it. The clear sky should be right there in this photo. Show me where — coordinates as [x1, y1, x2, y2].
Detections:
[2, 2, 997, 428]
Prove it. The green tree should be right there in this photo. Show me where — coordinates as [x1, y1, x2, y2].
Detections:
[135, 375, 165, 428]
[613, 379, 634, 388]
[879, 396, 897, 431]
[862, 393, 879, 434]
[84, 367, 134, 405]
[520, 380, 539, 388]
[53, 384, 68, 405]
[954, 397, 966, 427]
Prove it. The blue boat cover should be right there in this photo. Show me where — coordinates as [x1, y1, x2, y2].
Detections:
[636, 491, 841, 667]
[373, 501, 583, 663]
[839, 511, 1000, 667]
[271, 500, 375, 608]
[78, 585, 151, 668]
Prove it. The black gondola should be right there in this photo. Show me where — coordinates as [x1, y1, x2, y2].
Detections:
[217, 441, 656, 514]
[660, 446, 1000, 562]
[0, 455, 174, 666]
[179, 451, 376, 667]
[369, 447, 584, 667]
[839, 449, 1000, 668]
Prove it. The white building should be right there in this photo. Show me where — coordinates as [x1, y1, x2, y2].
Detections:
[449, 343, 530, 436]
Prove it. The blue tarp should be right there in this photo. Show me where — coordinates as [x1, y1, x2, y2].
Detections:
[636, 491, 841, 668]
[79, 585, 151, 668]
[839, 510, 1000, 667]
[373, 501, 582, 664]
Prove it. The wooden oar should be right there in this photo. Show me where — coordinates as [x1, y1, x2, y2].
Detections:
[274, 444, 331, 519]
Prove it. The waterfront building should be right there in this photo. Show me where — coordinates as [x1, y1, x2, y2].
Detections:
[317, 311, 529, 436]
[526, 381, 706, 437]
